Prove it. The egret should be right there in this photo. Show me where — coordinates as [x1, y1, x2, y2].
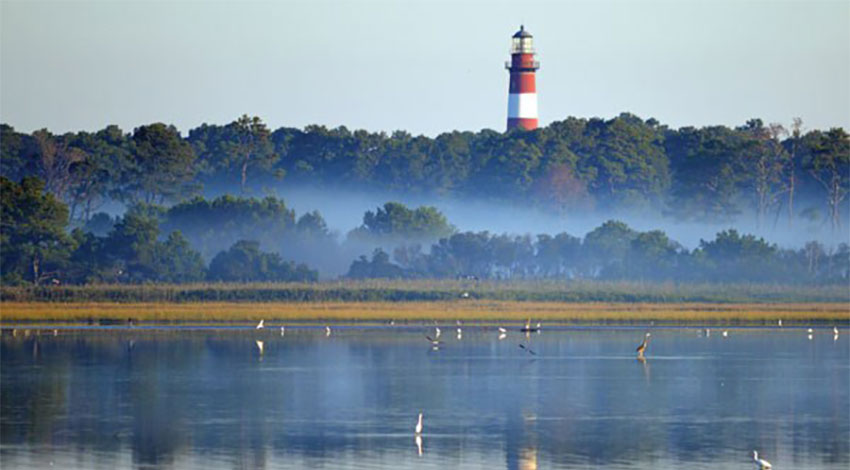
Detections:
[807, 327, 813, 333]
[256, 340, 264, 355]
[834, 326, 839, 335]
[435, 326, 441, 338]
[460, 291, 470, 299]
[256, 319, 264, 330]
[498, 327, 507, 333]
[499, 333, 507, 341]
[415, 413, 423, 434]
[636, 333, 651, 357]
[456, 328, 462, 340]
[280, 326, 285, 337]
[752, 450, 772, 468]
[777, 319, 782, 327]
[722, 330, 728, 338]
[415, 434, 423, 456]
[705, 328, 710, 337]
[326, 326, 332, 337]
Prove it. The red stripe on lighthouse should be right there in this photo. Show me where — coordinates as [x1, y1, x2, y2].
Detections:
[507, 118, 538, 131]
[509, 73, 536, 94]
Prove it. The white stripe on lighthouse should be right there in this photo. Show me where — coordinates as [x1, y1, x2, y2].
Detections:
[507, 93, 538, 119]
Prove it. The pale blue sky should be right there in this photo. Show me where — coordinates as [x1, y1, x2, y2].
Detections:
[1, 0, 848, 135]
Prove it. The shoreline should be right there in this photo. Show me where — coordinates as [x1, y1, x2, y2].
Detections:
[2, 300, 848, 325]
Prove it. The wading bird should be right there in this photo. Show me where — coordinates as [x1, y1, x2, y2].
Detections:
[519, 344, 537, 356]
[722, 330, 728, 338]
[834, 326, 839, 336]
[498, 327, 507, 333]
[752, 450, 772, 468]
[256, 319, 264, 329]
[256, 340, 264, 355]
[280, 326, 285, 337]
[435, 326, 441, 338]
[326, 326, 332, 337]
[778, 319, 782, 327]
[636, 333, 651, 357]
[415, 413, 423, 435]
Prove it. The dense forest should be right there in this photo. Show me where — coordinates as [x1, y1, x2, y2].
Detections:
[1, 114, 848, 285]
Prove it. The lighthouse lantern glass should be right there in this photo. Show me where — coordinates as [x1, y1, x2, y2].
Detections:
[511, 37, 534, 54]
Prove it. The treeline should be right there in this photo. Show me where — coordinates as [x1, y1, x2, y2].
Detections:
[1, 177, 317, 285]
[2, 113, 848, 229]
[349, 223, 849, 284]
[2, 176, 848, 286]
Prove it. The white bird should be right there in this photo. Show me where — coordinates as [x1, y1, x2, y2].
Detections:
[460, 291, 470, 298]
[280, 326, 285, 337]
[808, 333, 813, 341]
[807, 328, 813, 333]
[722, 330, 728, 338]
[498, 333, 507, 341]
[705, 328, 711, 337]
[435, 326, 441, 338]
[753, 450, 772, 468]
[834, 326, 839, 335]
[256, 319, 264, 329]
[325, 326, 332, 337]
[456, 328, 462, 340]
[255, 340, 264, 355]
[415, 413, 423, 434]
[777, 319, 782, 327]
[498, 327, 507, 334]
[415, 434, 423, 456]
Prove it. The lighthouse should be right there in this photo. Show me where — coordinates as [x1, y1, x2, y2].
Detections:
[505, 25, 540, 131]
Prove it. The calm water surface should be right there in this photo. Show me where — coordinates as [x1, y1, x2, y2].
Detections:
[1, 325, 848, 469]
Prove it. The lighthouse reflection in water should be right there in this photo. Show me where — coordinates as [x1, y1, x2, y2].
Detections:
[1, 327, 848, 469]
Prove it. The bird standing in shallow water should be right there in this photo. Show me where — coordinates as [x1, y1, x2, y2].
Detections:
[753, 450, 772, 468]
[636, 333, 651, 357]
[256, 319, 264, 329]
[415, 413, 423, 434]
[325, 326, 332, 337]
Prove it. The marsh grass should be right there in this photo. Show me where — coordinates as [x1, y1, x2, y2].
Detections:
[2, 280, 847, 304]
[1, 300, 847, 324]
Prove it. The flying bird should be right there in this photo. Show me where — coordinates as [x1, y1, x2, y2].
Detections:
[519, 344, 537, 356]
[425, 335, 443, 347]
[636, 333, 651, 357]
[752, 450, 772, 468]
[256, 319, 264, 329]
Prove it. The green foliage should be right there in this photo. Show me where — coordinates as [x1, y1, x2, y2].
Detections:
[0, 177, 74, 285]
[122, 123, 197, 204]
[208, 240, 317, 282]
[348, 202, 455, 242]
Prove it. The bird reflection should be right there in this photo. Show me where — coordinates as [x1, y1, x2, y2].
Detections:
[415, 434, 423, 456]
[519, 446, 538, 470]
[256, 340, 264, 358]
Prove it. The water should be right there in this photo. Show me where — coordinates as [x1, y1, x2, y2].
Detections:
[1, 325, 848, 469]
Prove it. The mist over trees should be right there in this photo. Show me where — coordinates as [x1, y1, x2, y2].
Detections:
[3, 113, 848, 230]
[1, 113, 848, 285]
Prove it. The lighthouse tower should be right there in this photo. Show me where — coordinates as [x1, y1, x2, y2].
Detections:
[506, 25, 540, 131]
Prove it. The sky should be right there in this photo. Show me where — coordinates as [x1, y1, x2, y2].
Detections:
[1, 0, 848, 136]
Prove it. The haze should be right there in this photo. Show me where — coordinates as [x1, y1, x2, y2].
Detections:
[2, 0, 848, 136]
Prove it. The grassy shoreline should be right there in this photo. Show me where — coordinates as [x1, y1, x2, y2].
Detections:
[2, 300, 848, 324]
[2, 280, 848, 304]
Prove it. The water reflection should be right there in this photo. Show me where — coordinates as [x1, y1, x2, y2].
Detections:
[1, 327, 848, 469]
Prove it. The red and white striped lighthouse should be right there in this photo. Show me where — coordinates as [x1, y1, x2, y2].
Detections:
[505, 25, 540, 131]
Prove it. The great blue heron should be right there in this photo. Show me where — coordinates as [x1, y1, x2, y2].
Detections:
[752, 450, 772, 468]
[636, 333, 651, 357]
